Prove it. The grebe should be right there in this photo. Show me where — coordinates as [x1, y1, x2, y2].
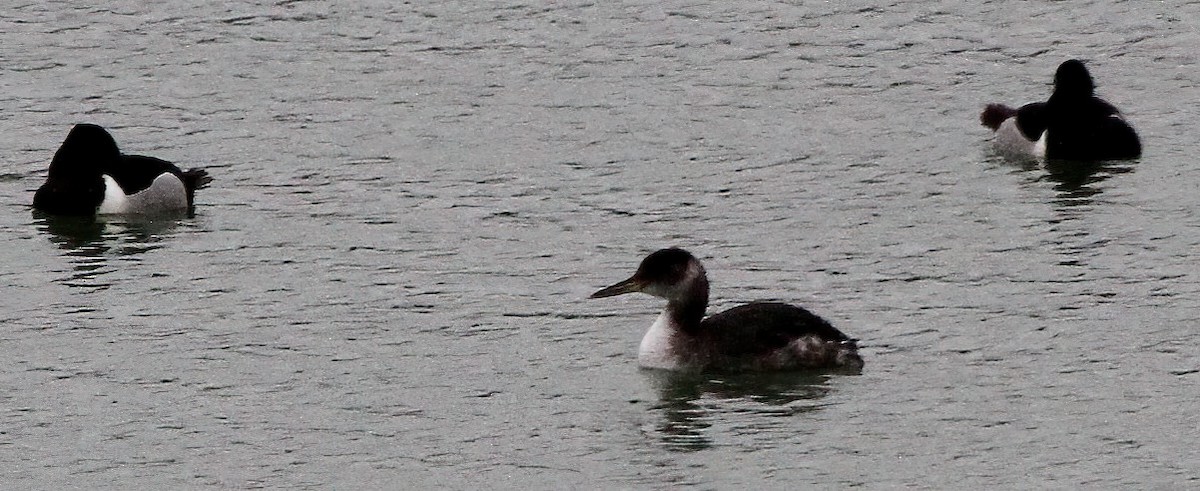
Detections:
[33, 123, 211, 216]
[590, 248, 863, 372]
[981, 59, 1141, 160]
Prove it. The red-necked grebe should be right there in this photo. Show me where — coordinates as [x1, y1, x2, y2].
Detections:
[591, 248, 863, 372]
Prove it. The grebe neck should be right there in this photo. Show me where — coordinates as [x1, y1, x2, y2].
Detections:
[665, 275, 708, 335]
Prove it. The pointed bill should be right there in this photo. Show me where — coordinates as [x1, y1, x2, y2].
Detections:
[590, 276, 643, 299]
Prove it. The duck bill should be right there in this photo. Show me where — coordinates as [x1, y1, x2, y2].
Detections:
[590, 277, 642, 299]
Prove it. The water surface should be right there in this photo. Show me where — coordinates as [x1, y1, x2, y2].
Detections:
[2, 1, 1199, 488]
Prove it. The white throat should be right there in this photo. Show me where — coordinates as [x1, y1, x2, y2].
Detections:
[638, 309, 680, 369]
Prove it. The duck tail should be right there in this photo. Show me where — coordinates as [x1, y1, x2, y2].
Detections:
[179, 168, 211, 213]
[980, 103, 1016, 130]
[181, 168, 212, 191]
[835, 339, 864, 371]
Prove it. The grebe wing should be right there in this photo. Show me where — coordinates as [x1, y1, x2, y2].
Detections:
[700, 302, 850, 358]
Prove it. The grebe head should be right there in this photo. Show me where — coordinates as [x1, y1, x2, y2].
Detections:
[590, 248, 707, 303]
[1053, 59, 1094, 97]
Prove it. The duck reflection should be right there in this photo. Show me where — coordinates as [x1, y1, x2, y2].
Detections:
[642, 369, 836, 451]
[997, 157, 1139, 270]
[33, 210, 184, 289]
[1040, 159, 1134, 207]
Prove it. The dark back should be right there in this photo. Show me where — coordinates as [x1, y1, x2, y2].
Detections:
[701, 302, 849, 358]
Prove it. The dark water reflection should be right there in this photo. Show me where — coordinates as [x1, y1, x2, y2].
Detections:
[1041, 159, 1136, 204]
[1003, 159, 1140, 270]
[33, 211, 185, 289]
[643, 369, 835, 452]
[990, 150, 1135, 203]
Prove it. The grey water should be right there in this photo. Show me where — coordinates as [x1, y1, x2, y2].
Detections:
[2, 1, 1199, 488]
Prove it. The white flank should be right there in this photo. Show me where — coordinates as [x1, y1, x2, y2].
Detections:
[1033, 128, 1047, 157]
[97, 173, 188, 214]
[993, 117, 1046, 159]
[98, 175, 130, 214]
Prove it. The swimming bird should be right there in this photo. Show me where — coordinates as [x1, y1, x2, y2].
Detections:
[590, 248, 863, 372]
[33, 123, 211, 216]
[981, 59, 1141, 160]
